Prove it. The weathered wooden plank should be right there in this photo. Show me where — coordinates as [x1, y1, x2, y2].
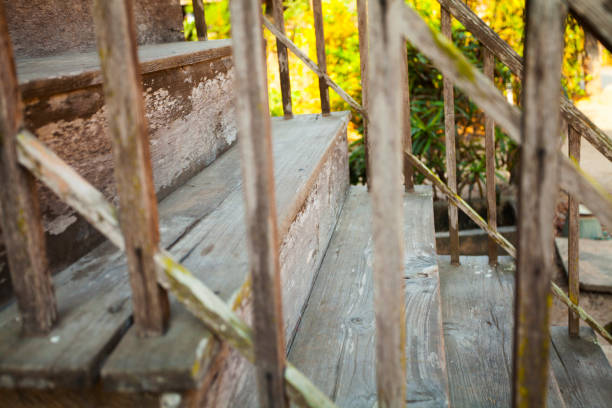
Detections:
[0, 3, 56, 334]
[356, 0, 370, 186]
[568, 0, 612, 52]
[435, 0, 612, 162]
[93, 0, 169, 336]
[262, 17, 366, 118]
[483, 48, 497, 266]
[513, 1, 566, 405]
[367, 1, 406, 406]
[401, 40, 413, 191]
[439, 257, 566, 407]
[229, 0, 286, 405]
[312, 0, 330, 115]
[568, 127, 581, 336]
[407, 150, 612, 344]
[102, 113, 350, 392]
[555, 237, 612, 293]
[550, 326, 612, 408]
[271, 0, 292, 117]
[289, 186, 449, 407]
[396, 1, 612, 233]
[441, 6, 459, 265]
[1, 114, 349, 393]
[193, 0, 208, 41]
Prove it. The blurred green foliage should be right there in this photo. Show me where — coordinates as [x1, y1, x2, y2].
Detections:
[184, 0, 591, 195]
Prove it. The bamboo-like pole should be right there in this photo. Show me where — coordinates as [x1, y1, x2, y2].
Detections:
[357, 0, 370, 187]
[93, 0, 169, 336]
[513, 0, 566, 405]
[312, 0, 330, 115]
[483, 48, 497, 266]
[568, 126, 581, 337]
[230, 0, 287, 406]
[0, 2, 56, 334]
[441, 6, 460, 265]
[368, 1, 407, 406]
[193, 0, 208, 41]
[401, 40, 414, 191]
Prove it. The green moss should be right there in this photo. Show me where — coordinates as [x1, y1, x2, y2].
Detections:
[430, 25, 475, 82]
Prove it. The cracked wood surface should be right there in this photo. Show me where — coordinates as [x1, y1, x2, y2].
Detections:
[0, 113, 348, 391]
[439, 256, 566, 407]
[288, 186, 449, 407]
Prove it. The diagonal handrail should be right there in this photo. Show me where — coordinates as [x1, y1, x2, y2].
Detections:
[436, 0, 612, 163]
[16, 129, 339, 408]
[395, 1, 612, 344]
[261, 16, 367, 118]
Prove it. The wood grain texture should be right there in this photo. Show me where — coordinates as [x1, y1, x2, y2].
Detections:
[550, 326, 612, 407]
[555, 237, 612, 293]
[93, 0, 169, 336]
[229, 0, 287, 405]
[401, 41, 414, 191]
[441, 6, 459, 265]
[568, 0, 612, 52]
[435, 0, 612, 163]
[102, 113, 350, 392]
[568, 127, 581, 336]
[262, 17, 366, 118]
[0, 3, 56, 334]
[193, 0, 208, 41]
[483, 48, 497, 266]
[513, 1, 566, 405]
[368, 1, 407, 406]
[312, 0, 330, 115]
[439, 256, 566, 407]
[357, 0, 370, 186]
[289, 186, 449, 407]
[272, 0, 292, 117]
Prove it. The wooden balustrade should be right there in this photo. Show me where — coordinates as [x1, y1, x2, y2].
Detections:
[0, 2, 56, 334]
[568, 126, 581, 337]
[312, 0, 330, 115]
[193, 0, 208, 41]
[483, 48, 497, 266]
[368, 1, 407, 406]
[401, 39, 413, 191]
[230, 0, 287, 406]
[92, 0, 169, 336]
[271, 0, 293, 118]
[568, 0, 612, 51]
[440, 6, 459, 265]
[357, 0, 370, 186]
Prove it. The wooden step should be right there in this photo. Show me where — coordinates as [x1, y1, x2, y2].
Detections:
[0, 40, 235, 305]
[285, 186, 449, 407]
[0, 113, 350, 398]
[439, 256, 605, 407]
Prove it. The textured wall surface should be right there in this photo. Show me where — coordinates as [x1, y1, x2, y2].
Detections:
[4, 0, 183, 58]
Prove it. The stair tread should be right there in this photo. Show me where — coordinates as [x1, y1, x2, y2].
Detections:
[17, 39, 232, 98]
[550, 326, 612, 407]
[0, 112, 349, 391]
[439, 256, 566, 407]
[287, 185, 449, 407]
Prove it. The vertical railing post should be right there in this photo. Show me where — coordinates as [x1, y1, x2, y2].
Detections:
[272, 0, 293, 118]
[401, 40, 414, 192]
[368, 0, 406, 406]
[0, 2, 57, 334]
[230, 1, 287, 407]
[357, 0, 370, 187]
[512, 0, 566, 406]
[568, 126, 581, 337]
[441, 6, 459, 265]
[312, 0, 330, 115]
[93, 0, 169, 336]
[193, 0, 208, 41]
[483, 48, 497, 266]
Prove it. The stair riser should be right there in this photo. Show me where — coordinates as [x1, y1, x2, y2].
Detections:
[0, 52, 236, 305]
[194, 125, 349, 408]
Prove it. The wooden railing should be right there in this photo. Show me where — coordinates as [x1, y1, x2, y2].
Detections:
[2, 0, 612, 407]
